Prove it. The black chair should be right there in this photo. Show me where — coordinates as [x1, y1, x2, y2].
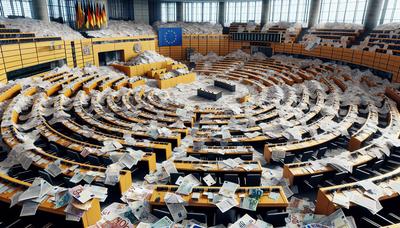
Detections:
[280, 154, 296, 164]
[49, 143, 59, 155]
[66, 150, 82, 162]
[315, 146, 327, 159]
[207, 154, 217, 160]
[187, 212, 207, 224]
[170, 172, 185, 184]
[324, 171, 348, 186]
[262, 211, 289, 227]
[240, 154, 253, 161]
[301, 151, 314, 162]
[72, 132, 84, 141]
[352, 168, 370, 180]
[38, 170, 54, 186]
[192, 173, 201, 182]
[102, 157, 114, 166]
[304, 174, 324, 190]
[223, 174, 240, 184]
[215, 208, 236, 225]
[245, 173, 261, 186]
[87, 155, 101, 166]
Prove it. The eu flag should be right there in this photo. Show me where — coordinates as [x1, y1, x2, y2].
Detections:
[158, 28, 182, 47]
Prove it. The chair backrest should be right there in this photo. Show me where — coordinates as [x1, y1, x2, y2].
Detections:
[353, 168, 370, 179]
[67, 150, 82, 162]
[309, 174, 324, 186]
[187, 212, 207, 224]
[87, 155, 100, 166]
[317, 147, 327, 158]
[263, 212, 289, 227]
[215, 207, 236, 225]
[283, 154, 296, 163]
[301, 151, 314, 162]
[223, 174, 240, 184]
[39, 170, 54, 185]
[240, 154, 253, 161]
[246, 173, 261, 186]
[102, 157, 114, 166]
[333, 171, 348, 183]
[371, 159, 384, 169]
[49, 143, 59, 153]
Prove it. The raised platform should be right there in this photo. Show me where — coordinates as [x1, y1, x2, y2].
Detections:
[214, 79, 236, 92]
[197, 88, 222, 101]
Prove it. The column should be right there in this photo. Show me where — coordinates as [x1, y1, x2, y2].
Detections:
[149, 0, 162, 24]
[32, 0, 50, 22]
[260, 0, 270, 26]
[218, 1, 225, 25]
[364, 0, 384, 31]
[307, 0, 321, 28]
[176, 2, 183, 22]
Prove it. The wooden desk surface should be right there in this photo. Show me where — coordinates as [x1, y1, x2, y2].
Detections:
[315, 167, 400, 215]
[0, 173, 101, 227]
[149, 185, 288, 208]
[173, 160, 262, 173]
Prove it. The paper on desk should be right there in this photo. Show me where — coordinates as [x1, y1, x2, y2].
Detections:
[332, 192, 350, 209]
[219, 181, 239, 197]
[307, 208, 353, 228]
[254, 219, 273, 228]
[166, 202, 187, 223]
[70, 171, 85, 184]
[20, 201, 40, 216]
[45, 161, 63, 177]
[215, 197, 238, 213]
[69, 185, 94, 204]
[230, 214, 256, 228]
[119, 153, 138, 169]
[176, 174, 201, 195]
[271, 150, 286, 162]
[203, 174, 216, 186]
[10, 191, 22, 208]
[350, 192, 382, 214]
[164, 192, 185, 204]
[55, 190, 72, 209]
[162, 160, 178, 175]
[240, 196, 259, 211]
[152, 216, 174, 228]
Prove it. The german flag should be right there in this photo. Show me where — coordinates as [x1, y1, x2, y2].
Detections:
[102, 4, 107, 27]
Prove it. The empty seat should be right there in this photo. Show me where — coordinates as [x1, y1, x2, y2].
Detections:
[187, 212, 207, 224]
[262, 211, 289, 227]
[223, 174, 240, 184]
[240, 154, 252, 161]
[215, 208, 236, 225]
[102, 157, 114, 166]
[280, 153, 296, 164]
[170, 172, 185, 184]
[304, 174, 324, 190]
[66, 150, 82, 162]
[324, 171, 348, 186]
[301, 151, 314, 162]
[38, 170, 54, 185]
[87, 155, 101, 166]
[245, 174, 261, 186]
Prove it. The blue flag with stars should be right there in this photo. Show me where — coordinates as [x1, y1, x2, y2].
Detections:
[158, 28, 182, 47]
